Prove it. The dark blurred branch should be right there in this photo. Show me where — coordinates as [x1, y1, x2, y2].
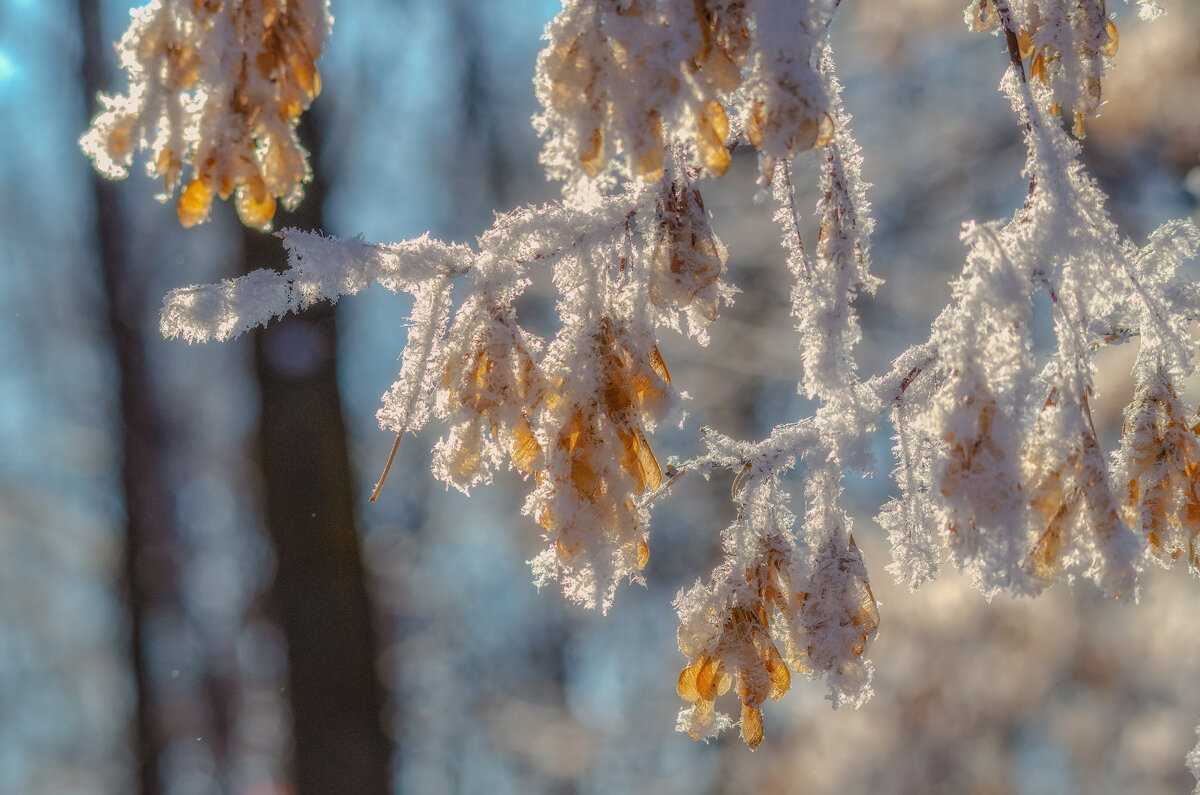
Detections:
[241, 110, 392, 795]
[77, 1, 175, 792]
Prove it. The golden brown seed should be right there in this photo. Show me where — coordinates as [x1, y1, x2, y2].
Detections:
[581, 128, 605, 177]
[740, 703, 763, 749]
[178, 177, 213, 227]
[1101, 19, 1119, 58]
[677, 658, 702, 701]
[636, 538, 649, 570]
[695, 101, 730, 177]
[236, 185, 276, 230]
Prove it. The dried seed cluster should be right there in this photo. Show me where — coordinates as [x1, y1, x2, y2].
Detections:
[1022, 390, 1137, 597]
[677, 521, 878, 748]
[82, 0, 331, 230]
[536, 0, 836, 184]
[1122, 371, 1200, 571]
[649, 183, 725, 326]
[968, 0, 1119, 137]
[533, 318, 671, 585]
[435, 305, 547, 490]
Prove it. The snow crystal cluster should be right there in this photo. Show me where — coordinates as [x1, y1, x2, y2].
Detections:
[145, 0, 1200, 756]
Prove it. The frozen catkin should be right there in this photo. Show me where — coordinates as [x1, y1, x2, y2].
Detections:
[81, 0, 331, 230]
[149, 0, 1200, 761]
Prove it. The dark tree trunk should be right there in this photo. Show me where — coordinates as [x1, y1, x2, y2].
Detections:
[241, 111, 392, 795]
[77, 2, 174, 793]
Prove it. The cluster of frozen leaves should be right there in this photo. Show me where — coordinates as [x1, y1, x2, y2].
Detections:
[147, 0, 1200, 758]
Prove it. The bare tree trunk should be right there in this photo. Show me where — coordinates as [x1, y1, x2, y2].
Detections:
[77, 2, 174, 792]
[241, 111, 392, 795]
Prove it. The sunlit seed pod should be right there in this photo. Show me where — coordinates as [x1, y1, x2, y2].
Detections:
[570, 452, 602, 501]
[695, 656, 723, 701]
[178, 177, 214, 227]
[757, 154, 777, 185]
[464, 348, 497, 412]
[636, 144, 664, 182]
[236, 183, 277, 230]
[1030, 52, 1047, 83]
[1101, 19, 1119, 58]
[1017, 29, 1035, 60]
[217, 172, 237, 201]
[1027, 496, 1070, 583]
[1072, 112, 1086, 139]
[559, 411, 586, 453]
[740, 703, 763, 749]
[765, 646, 790, 701]
[556, 537, 580, 560]
[261, 0, 279, 27]
[617, 428, 645, 490]
[632, 429, 662, 491]
[801, 112, 835, 150]
[967, 0, 999, 32]
[652, 343, 672, 384]
[631, 373, 669, 417]
[635, 538, 649, 570]
[677, 658, 703, 701]
[1126, 476, 1141, 508]
[279, 93, 304, 122]
[695, 101, 730, 177]
[581, 128, 605, 177]
[735, 664, 768, 706]
[509, 415, 542, 474]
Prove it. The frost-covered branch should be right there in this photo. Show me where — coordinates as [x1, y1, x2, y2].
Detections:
[139, 0, 1200, 760]
[161, 231, 472, 342]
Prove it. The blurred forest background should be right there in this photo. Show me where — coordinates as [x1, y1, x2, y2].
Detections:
[3, 0, 1200, 793]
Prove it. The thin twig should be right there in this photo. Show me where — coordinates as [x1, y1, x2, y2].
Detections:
[369, 431, 404, 502]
